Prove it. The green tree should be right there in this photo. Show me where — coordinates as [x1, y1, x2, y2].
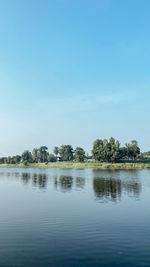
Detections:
[108, 137, 120, 162]
[0, 157, 7, 164]
[92, 139, 104, 161]
[92, 137, 120, 162]
[59, 145, 74, 161]
[48, 154, 56, 162]
[6, 156, 12, 164]
[125, 140, 140, 160]
[9, 155, 21, 164]
[21, 150, 33, 163]
[38, 146, 49, 162]
[32, 148, 39, 163]
[14, 155, 21, 164]
[74, 147, 86, 162]
[119, 147, 128, 159]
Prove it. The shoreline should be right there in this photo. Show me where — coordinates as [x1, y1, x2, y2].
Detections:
[0, 162, 150, 170]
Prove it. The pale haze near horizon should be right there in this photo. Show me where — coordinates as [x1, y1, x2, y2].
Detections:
[0, 0, 150, 156]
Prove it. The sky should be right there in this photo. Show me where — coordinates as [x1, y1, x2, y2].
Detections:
[0, 0, 150, 156]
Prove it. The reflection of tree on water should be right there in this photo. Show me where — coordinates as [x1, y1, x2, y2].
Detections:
[20, 173, 48, 189]
[54, 176, 85, 191]
[20, 173, 85, 191]
[122, 181, 141, 198]
[93, 178, 121, 202]
[3, 170, 142, 200]
[21, 173, 31, 184]
[32, 173, 48, 189]
[59, 176, 73, 191]
[93, 177, 141, 202]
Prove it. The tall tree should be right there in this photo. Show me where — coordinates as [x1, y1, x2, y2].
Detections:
[59, 145, 74, 161]
[38, 146, 49, 162]
[119, 147, 128, 159]
[32, 148, 39, 163]
[14, 155, 21, 164]
[92, 139, 104, 161]
[21, 150, 33, 163]
[74, 147, 86, 162]
[92, 137, 120, 162]
[125, 140, 140, 160]
[0, 157, 7, 164]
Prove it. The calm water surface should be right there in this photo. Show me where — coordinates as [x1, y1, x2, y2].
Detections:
[0, 168, 150, 266]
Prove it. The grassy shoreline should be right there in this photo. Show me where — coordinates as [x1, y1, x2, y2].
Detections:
[0, 162, 150, 169]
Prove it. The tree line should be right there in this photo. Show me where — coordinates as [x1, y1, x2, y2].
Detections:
[0, 137, 141, 165]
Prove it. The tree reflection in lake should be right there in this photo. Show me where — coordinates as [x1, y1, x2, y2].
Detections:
[122, 180, 141, 198]
[93, 177, 141, 202]
[53, 175, 85, 191]
[93, 178, 121, 202]
[0, 169, 142, 201]
[19, 173, 48, 189]
[57, 176, 73, 191]
[32, 173, 48, 189]
[21, 173, 31, 185]
[0, 168, 148, 267]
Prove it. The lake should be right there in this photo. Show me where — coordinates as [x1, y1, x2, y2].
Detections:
[0, 168, 150, 266]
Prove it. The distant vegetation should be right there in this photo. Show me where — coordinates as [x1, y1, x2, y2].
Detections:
[0, 137, 148, 167]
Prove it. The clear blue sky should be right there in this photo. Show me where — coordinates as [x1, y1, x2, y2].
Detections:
[0, 0, 150, 156]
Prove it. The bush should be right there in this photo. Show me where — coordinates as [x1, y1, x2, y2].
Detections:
[48, 154, 56, 162]
[23, 160, 28, 166]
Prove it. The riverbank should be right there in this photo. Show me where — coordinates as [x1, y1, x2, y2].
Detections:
[0, 162, 150, 169]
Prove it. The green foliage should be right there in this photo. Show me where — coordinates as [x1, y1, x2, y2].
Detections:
[23, 160, 28, 166]
[38, 146, 49, 163]
[32, 148, 39, 163]
[92, 139, 103, 161]
[0, 157, 7, 164]
[0, 138, 143, 166]
[48, 154, 56, 162]
[21, 150, 33, 163]
[119, 147, 127, 159]
[32, 146, 49, 163]
[92, 137, 120, 162]
[7, 155, 21, 164]
[74, 147, 86, 162]
[125, 140, 140, 160]
[14, 155, 21, 164]
[59, 145, 74, 161]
